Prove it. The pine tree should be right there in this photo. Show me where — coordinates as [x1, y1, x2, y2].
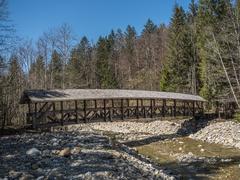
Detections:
[5, 55, 24, 126]
[196, 0, 231, 101]
[50, 50, 63, 89]
[35, 55, 45, 89]
[96, 36, 118, 88]
[160, 4, 191, 93]
[142, 19, 157, 35]
[125, 25, 137, 76]
[187, 0, 200, 94]
[67, 36, 92, 88]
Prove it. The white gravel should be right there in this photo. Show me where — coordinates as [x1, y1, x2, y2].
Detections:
[189, 121, 240, 149]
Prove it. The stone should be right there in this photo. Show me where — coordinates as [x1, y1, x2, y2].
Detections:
[197, 144, 202, 148]
[235, 142, 240, 148]
[59, 147, 71, 157]
[47, 168, 63, 179]
[200, 148, 205, 152]
[71, 146, 81, 154]
[53, 142, 59, 146]
[178, 147, 182, 151]
[19, 174, 34, 180]
[36, 176, 44, 180]
[42, 149, 51, 157]
[9, 170, 22, 178]
[31, 163, 39, 170]
[26, 148, 41, 156]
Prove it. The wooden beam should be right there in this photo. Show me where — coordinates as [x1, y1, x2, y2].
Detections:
[60, 101, 63, 126]
[121, 99, 124, 120]
[141, 99, 146, 118]
[33, 103, 37, 129]
[201, 101, 204, 115]
[83, 100, 87, 123]
[136, 99, 139, 119]
[173, 99, 176, 117]
[52, 102, 56, 121]
[75, 100, 79, 123]
[150, 99, 153, 118]
[103, 99, 107, 121]
[94, 100, 97, 109]
[127, 99, 130, 117]
[183, 101, 186, 116]
[162, 99, 166, 117]
[192, 101, 195, 117]
[27, 103, 31, 124]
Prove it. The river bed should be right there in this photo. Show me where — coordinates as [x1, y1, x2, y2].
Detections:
[137, 137, 240, 179]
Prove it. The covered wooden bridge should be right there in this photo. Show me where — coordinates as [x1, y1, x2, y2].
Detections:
[20, 89, 206, 128]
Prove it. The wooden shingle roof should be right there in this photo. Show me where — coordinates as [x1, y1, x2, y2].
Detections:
[20, 89, 206, 104]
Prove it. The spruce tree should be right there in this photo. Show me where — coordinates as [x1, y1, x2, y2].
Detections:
[142, 19, 157, 35]
[160, 5, 191, 93]
[67, 36, 92, 88]
[196, 0, 231, 101]
[35, 55, 45, 89]
[96, 36, 118, 88]
[50, 50, 63, 89]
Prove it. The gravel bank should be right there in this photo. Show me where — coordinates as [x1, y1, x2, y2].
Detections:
[0, 131, 174, 180]
[189, 121, 240, 149]
[66, 119, 189, 142]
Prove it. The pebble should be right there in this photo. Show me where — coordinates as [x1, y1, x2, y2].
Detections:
[59, 147, 71, 157]
[190, 121, 240, 149]
[26, 148, 41, 156]
[8, 170, 22, 178]
[200, 148, 205, 152]
[71, 146, 81, 154]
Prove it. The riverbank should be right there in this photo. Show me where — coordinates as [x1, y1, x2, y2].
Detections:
[1, 118, 240, 179]
[0, 131, 174, 180]
[189, 121, 240, 149]
[66, 118, 240, 149]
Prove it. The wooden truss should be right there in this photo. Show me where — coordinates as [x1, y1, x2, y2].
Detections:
[26, 99, 204, 129]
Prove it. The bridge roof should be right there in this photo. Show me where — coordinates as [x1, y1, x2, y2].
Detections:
[20, 89, 206, 104]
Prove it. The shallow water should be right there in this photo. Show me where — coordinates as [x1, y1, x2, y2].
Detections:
[137, 137, 240, 179]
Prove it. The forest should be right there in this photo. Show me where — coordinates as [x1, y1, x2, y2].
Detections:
[1, 0, 240, 128]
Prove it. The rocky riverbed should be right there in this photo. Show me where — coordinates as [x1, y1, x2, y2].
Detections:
[1, 118, 240, 179]
[190, 121, 240, 149]
[0, 131, 174, 180]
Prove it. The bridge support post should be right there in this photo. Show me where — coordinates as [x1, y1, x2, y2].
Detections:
[150, 99, 153, 118]
[75, 100, 79, 123]
[121, 99, 124, 120]
[136, 99, 139, 119]
[193, 101, 195, 117]
[103, 99, 107, 122]
[83, 100, 87, 123]
[60, 101, 63, 126]
[162, 99, 166, 117]
[127, 99, 130, 117]
[33, 103, 37, 129]
[174, 100, 176, 117]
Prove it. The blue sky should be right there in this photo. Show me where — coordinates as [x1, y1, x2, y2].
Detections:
[9, 0, 192, 42]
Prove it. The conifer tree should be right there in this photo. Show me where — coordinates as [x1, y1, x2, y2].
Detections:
[142, 19, 157, 35]
[67, 36, 92, 88]
[196, 0, 231, 101]
[96, 36, 118, 88]
[50, 50, 63, 89]
[35, 55, 45, 88]
[160, 5, 191, 93]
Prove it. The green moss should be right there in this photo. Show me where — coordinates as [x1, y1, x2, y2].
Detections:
[233, 111, 240, 123]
